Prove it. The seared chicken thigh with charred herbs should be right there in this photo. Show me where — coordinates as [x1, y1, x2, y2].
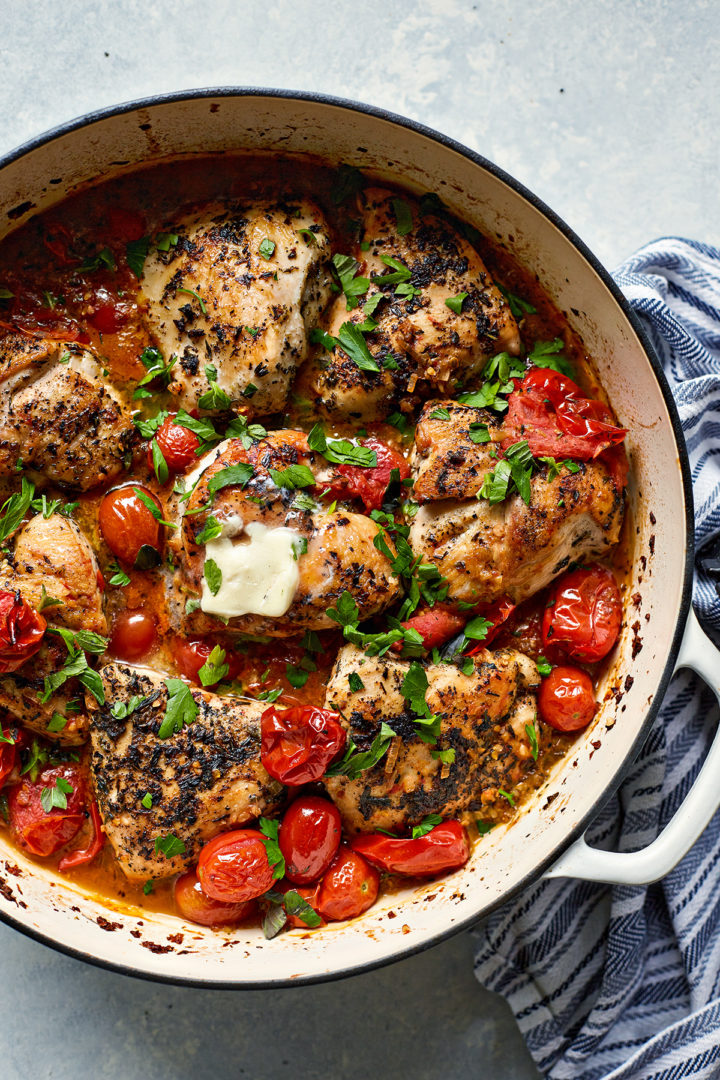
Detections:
[141, 200, 332, 416]
[300, 187, 520, 421]
[0, 334, 136, 490]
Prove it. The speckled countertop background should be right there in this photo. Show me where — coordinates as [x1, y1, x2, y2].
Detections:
[1, 2, 717, 1077]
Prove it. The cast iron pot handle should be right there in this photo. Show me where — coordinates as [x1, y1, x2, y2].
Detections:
[544, 608, 720, 885]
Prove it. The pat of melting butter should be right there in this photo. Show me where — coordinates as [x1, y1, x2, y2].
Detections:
[200, 519, 302, 619]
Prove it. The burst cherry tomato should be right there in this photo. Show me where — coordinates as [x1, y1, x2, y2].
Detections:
[331, 437, 410, 512]
[197, 829, 275, 903]
[396, 605, 466, 654]
[149, 414, 200, 474]
[87, 300, 127, 334]
[539, 666, 596, 732]
[464, 596, 517, 655]
[0, 728, 18, 789]
[7, 763, 86, 857]
[278, 796, 342, 885]
[260, 705, 346, 785]
[175, 639, 241, 685]
[174, 869, 256, 927]
[98, 485, 163, 566]
[0, 590, 46, 674]
[58, 800, 105, 871]
[282, 881, 326, 929]
[351, 820, 470, 876]
[315, 846, 379, 922]
[503, 367, 627, 459]
[110, 611, 156, 661]
[542, 564, 622, 662]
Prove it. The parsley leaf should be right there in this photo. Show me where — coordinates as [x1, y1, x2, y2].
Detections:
[326, 591, 360, 628]
[445, 292, 468, 315]
[330, 165, 365, 205]
[259, 238, 276, 260]
[198, 364, 232, 411]
[258, 818, 285, 880]
[197, 645, 229, 687]
[428, 407, 450, 421]
[526, 722, 539, 761]
[40, 776, 73, 813]
[177, 286, 207, 314]
[468, 422, 490, 444]
[336, 321, 380, 373]
[110, 695, 147, 719]
[204, 558, 222, 596]
[269, 464, 315, 490]
[348, 671, 364, 693]
[498, 285, 537, 319]
[108, 562, 131, 587]
[527, 337, 574, 377]
[207, 463, 255, 494]
[154, 833, 186, 858]
[126, 236, 151, 279]
[307, 424, 377, 467]
[325, 721, 397, 779]
[411, 813, 443, 839]
[536, 656, 552, 677]
[283, 889, 323, 927]
[0, 477, 34, 542]
[158, 679, 198, 739]
[195, 516, 223, 545]
[332, 254, 370, 310]
[141, 793, 153, 810]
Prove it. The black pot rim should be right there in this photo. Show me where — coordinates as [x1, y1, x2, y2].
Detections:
[0, 86, 696, 991]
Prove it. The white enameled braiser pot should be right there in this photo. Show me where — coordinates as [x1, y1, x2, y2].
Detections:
[0, 89, 717, 988]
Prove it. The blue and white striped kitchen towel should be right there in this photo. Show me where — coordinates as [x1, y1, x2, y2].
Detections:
[474, 237, 720, 1080]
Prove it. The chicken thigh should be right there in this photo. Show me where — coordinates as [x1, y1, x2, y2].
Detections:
[90, 663, 284, 880]
[299, 187, 520, 421]
[141, 200, 332, 415]
[323, 644, 539, 833]
[0, 334, 136, 490]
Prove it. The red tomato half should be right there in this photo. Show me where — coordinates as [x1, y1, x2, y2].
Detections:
[0, 729, 17, 789]
[174, 639, 241, 686]
[315, 846, 379, 921]
[7, 763, 86, 857]
[260, 705, 346, 785]
[539, 666, 596, 732]
[149, 414, 201, 474]
[542, 564, 622, 662]
[98, 485, 163, 566]
[197, 830, 275, 903]
[0, 590, 46, 674]
[351, 820, 470, 876]
[110, 611, 156, 661]
[503, 368, 627, 460]
[174, 870, 256, 927]
[58, 800, 105, 871]
[396, 605, 466, 654]
[331, 437, 410, 512]
[278, 796, 342, 885]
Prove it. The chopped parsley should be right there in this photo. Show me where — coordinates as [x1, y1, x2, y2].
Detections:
[154, 833, 186, 858]
[526, 722, 539, 761]
[527, 337, 574, 377]
[336, 321, 380, 373]
[391, 198, 413, 235]
[411, 813, 443, 839]
[141, 793, 153, 810]
[110, 695, 147, 720]
[307, 424, 377, 467]
[325, 721, 397, 779]
[258, 818, 285, 880]
[206, 463, 255, 495]
[445, 292, 468, 315]
[348, 671, 364, 693]
[40, 776, 73, 814]
[197, 645, 229, 687]
[157, 679, 198, 739]
[536, 656, 553, 677]
[258, 238, 276, 260]
[133, 346, 177, 400]
[428, 407, 450, 421]
[125, 237, 151, 279]
[203, 558, 222, 596]
[269, 464, 315, 490]
[195, 516, 223, 545]
[0, 477, 34, 542]
[332, 253, 370, 310]
[177, 286, 207, 314]
[498, 285, 537, 319]
[107, 562, 131, 587]
[198, 364, 232, 410]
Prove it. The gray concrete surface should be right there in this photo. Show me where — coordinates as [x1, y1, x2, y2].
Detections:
[0, 1, 718, 1077]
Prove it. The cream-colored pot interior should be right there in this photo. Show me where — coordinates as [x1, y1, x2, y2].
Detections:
[0, 92, 690, 985]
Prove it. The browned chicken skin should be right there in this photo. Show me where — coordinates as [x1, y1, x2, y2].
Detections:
[168, 432, 401, 637]
[90, 663, 284, 881]
[412, 399, 504, 502]
[299, 187, 521, 421]
[323, 644, 539, 833]
[141, 200, 332, 416]
[0, 513, 106, 744]
[409, 459, 623, 606]
[0, 334, 136, 490]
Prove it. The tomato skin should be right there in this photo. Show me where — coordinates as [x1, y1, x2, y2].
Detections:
[396, 605, 466, 654]
[351, 820, 470, 876]
[174, 639, 241, 685]
[7, 763, 86, 857]
[504, 368, 627, 460]
[282, 881, 326, 929]
[315, 846, 380, 922]
[542, 564, 622, 662]
[0, 590, 46, 673]
[110, 611, 156, 661]
[174, 869, 256, 927]
[464, 596, 517, 655]
[260, 705, 346, 785]
[87, 301, 127, 334]
[539, 666, 596, 732]
[197, 830, 275, 903]
[0, 729, 18, 789]
[278, 796, 342, 885]
[332, 438, 410, 512]
[98, 485, 163, 566]
[150, 415, 200, 474]
[58, 800, 105, 871]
